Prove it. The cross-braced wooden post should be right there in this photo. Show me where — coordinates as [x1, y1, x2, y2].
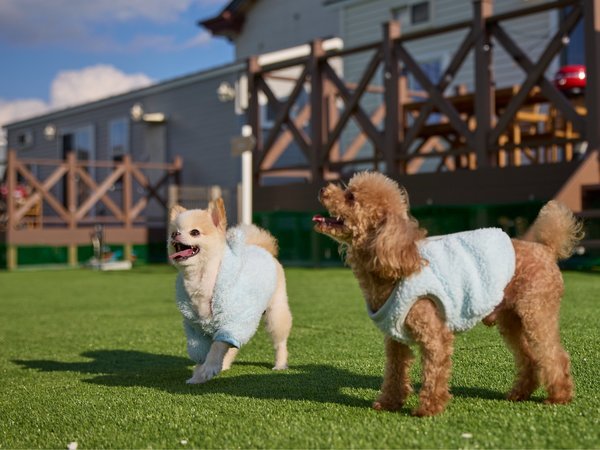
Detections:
[383, 21, 402, 178]
[6, 150, 17, 270]
[473, 0, 494, 169]
[310, 39, 325, 184]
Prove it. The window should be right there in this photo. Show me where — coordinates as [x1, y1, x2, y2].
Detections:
[411, 2, 430, 25]
[392, 1, 431, 27]
[109, 118, 129, 161]
[16, 130, 33, 148]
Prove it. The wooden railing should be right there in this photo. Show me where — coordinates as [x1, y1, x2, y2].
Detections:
[1, 150, 181, 268]
[248, 0, 599, 185]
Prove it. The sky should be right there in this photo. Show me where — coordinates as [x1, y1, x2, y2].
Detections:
[0, 0, 233, 147]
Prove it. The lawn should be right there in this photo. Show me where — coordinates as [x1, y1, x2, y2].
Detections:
[0, 266, 598, 449]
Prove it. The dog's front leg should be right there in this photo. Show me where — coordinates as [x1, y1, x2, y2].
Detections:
[373, 337, 414, 411]
[186, 341, 230, 384]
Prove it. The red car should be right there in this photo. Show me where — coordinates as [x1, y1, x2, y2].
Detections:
[554, 64, 586, 96]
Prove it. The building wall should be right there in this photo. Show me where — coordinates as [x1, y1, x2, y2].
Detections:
[234, 0, 341, 59]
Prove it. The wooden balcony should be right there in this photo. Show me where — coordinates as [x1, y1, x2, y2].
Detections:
[246, 0, 600, 212]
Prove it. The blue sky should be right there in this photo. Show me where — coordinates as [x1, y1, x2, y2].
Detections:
[0, 0, 233, 138]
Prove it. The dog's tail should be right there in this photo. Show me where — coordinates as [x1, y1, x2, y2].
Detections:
[527, 200, 584, 260]
[240, 224, 279, 257]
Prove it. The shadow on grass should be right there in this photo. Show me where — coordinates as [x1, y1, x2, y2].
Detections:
[13, 349, 510, 409]
[13, 350, 379, 408]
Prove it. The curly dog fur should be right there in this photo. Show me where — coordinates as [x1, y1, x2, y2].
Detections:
[314, 171, 583, 416]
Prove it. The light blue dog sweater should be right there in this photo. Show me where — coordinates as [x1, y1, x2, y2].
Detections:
[368, 228, 515, 344]
[175, 226, 277, 364]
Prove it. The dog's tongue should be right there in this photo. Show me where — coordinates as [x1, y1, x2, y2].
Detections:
[312, 215, 325, 223]
[169, 248, 196, 260]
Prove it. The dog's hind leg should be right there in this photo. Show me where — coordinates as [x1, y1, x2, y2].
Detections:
[497, 310, 539, 401]
[520, 309, 573, 404]
[373, 336, 414, 411]
[264, 263, 292, 370]
[405, 298, 454, 417]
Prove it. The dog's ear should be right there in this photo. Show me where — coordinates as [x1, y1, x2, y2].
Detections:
[169, 204, 187, 222]
[371, 213, 425, 279]
[208, 197, 227, 232]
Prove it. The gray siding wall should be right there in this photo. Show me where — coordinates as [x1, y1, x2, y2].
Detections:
[234, 0, 341, 59]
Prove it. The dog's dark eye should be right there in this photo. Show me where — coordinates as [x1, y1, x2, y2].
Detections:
[190, 229, 200, 237]
[345, 191, 355, 203]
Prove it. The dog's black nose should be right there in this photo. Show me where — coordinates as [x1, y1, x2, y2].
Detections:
[318, 187, 327, 201]
[171, 231, 181, 240]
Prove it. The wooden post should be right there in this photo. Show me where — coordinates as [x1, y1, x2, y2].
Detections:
[6, 244, 17, 270]
[66, 151, 78, 267]
[6, 150, 17, 270]
[123, 155, 133, 262]
[473, 0, 494, 168]
[247, 56, 261, 184]
[310, 39, 325, 184]
[584, 0, 600, 156]
[383, 21, 401, 178]
[325, 80, 340, 164]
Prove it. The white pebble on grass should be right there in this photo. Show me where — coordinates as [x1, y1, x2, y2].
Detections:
[67, 442, 78, 450]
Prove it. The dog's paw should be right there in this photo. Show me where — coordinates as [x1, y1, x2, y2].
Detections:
[372, 398, 403, 412]
[186, 363, 221, 384]
[272, 363, 288, 371]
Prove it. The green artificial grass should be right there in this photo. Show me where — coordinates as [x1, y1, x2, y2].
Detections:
[0, 266, 598, 449]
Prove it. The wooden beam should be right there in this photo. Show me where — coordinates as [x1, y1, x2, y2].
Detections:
[7, 227, 149, 246]
[324, 53, 385, 152]
[400, 28, 476, 154]
[74, 165, 126, 221]
[383, 20, 401, 178]
[256, 66, 310, 169]
[14, 161, 70, 223]
[260, 104, 311, 170]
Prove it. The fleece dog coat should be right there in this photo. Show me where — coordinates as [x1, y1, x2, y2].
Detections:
[176, 226, 277, 364]
[368, 228, 516, 344]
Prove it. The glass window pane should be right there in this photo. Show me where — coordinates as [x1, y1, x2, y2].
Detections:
[411, 2, 430, 25]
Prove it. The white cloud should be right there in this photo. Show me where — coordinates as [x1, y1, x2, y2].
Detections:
[50, 64, 153, 109]
[0, 0, 228, 48]
[0, 64, 154, 146]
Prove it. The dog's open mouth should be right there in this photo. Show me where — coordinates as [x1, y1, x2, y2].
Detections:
[312, 214, 345, 228]
[169, 242, 200, 261]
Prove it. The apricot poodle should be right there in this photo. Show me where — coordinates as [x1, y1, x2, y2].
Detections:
[314, 171, 583, 416]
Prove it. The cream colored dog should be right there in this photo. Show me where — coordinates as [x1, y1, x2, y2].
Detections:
[169, 198, 292, 383]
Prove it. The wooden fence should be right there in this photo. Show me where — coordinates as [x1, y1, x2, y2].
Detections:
[1, 150, 181, 269]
